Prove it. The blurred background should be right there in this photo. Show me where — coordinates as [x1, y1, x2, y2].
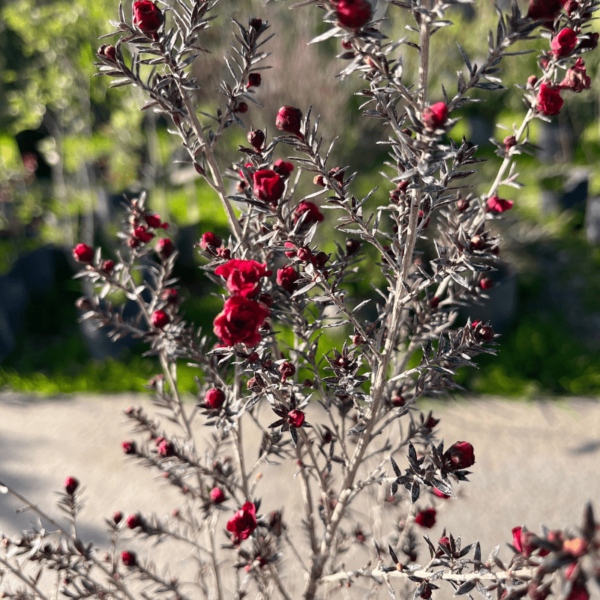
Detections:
[0, 0, 599, 398]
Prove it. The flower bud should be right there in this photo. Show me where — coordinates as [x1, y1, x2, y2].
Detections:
[121, 551, 137, 567]
[98, 45, 116, 61]
[247, 130, 265, 150]
[205, 388, 225, 410]
[156, 238, 174, 260]
[64, 477, 79, 495]
[122, 441, 136, 455]
[527, 75, 538, 88]
[210, 487, 226, 504]
[73, 243, 94, 264]
[287, 409, 305, 428]
[247, 73, 262, 88]
[152, 310, 170, 328]
[235, 102, 248, 113]
[279, 362, 296, 380]
[276, 106, 303, 137]
[126, 514, 142, 529]
[133, 1, 163, 35]
[422, 102, 448, 130]
[249, 17, 263, 30]
[479, 278, 494, 290]
[113, 511, 123, 525]
[336, 0, 372, 29]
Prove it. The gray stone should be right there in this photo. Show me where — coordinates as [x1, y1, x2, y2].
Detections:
[585, 197, 600, 244]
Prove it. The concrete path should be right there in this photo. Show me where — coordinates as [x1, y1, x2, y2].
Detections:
[1, 393, 599, 597]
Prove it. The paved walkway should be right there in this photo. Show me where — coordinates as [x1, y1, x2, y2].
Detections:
[0, 393, 598, 597]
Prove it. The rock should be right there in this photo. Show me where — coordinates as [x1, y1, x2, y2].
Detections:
[585, 197, 600, 245]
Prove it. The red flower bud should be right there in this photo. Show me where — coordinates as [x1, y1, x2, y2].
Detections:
[226, 502, 257, 540]
[297, 247, 312, 262]
[156, 238, 174, 259]
[336, 0, 372, 29]
[579, 32, 599, 50]
[527, 0, 567, 23]
[133, 226, 154, 243]
[210, 487, 226, 504]
[152, 309, 170, 329]
[101, 259, 115, 274]
[126, 514, 142, 529]
[415, 508, 436, 528]
[73, 243, 94, 264]
[121, 551, 137, 567]
[294, 201, 324, 225]
[249, 17, 262, 30]
[565, 0, 578, 14]
[247, 130, 265, 150]
[273, 159, 294, 178]
[486, 196, 514, 212]
[64, 477, 79, 495]
[346, 239, 361, 255]
[536, 83, 563, 116]
[133, 0, 163, 34]
[161, 289, 178, 304]
[205, 388, 225, 410]
[157, 440, 175, 457]
[479, 278, 494, 290]
[235, 102, 248, 114]
[503, 135, 517, 152]
[201, 232, 222, 250]
[247, 73, 262, 88]
[551, 28, 578, 57]
[527, 75, 538, 88]
[422, 102, 448, 130]
[113, 511, 123, 524]
[457, 198, 469, 212]
[98, 45, 116, 61]
[276, 106, 303, 137]
[277, 266, 299, 294]
[122, 441, 136, 455]
[144, 214, 162, 228]
[287, 409, 305, 428]
[445, 441, 475, 470]
[279, 362, 296, 380]
[253, 169, 285, 205]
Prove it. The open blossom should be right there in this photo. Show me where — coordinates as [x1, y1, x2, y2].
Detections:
[536, 83, 563, 116]
[415, 508, 437, 528]
[487, 196, 513, 213]
[277, 266, 300, 294]
[336, 0, 372, 28]
[214, 259, 269, 299]
[561, 58, 591, 92]
[213, 296, 270, 347]
[133, 1, 163, 34]
[293, 201, 324, 225]
[551, 28, 578, 57]
[253, 170, 285, 205]
[200, 232, 222, 250]
[273, 159, 294, 178]
[287, 409, 305, 428]
[422, 102, 448, 130]
[226, 502, 257, 541]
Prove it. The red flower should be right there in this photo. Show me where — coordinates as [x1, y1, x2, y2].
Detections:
[73, 243, 94, 264]
[247, 73, 262, 87]
[276, 106, 303, 137]
[126, 514, 142, 529]
[161, 289, 178, 304]
[113, 511, 123, 524]
[287, 409, 305, 428]
[433, 488, 450, 499]
[415, 508, 436, 528]
[445, 441, 475, 470]
[422, 102, 448, 130]
[133, 1, 163, 34]
[133, 226, 155, 243]
[551, 28, 578, 57]
[152, 310, 170, 329]
[527, 0, 567, 22]
[512, 526, 543, 557]
[226, 502, 257, 540]
[561, 58, 591, 92]
[64, 477, 79, 495]
[279, 362, 296, 381]
[200, 232, 222, 250]
[210, 487, 226, 504]
[294, 201, 324, 225]
[144, 213, 168, 229]
[235, 102, 248, 113]
[253, 170, 285, 205]
[101, 259, 115, 274]
[503, 135, 517, 152]
[157, 440, 175, 457]
[121, 551, 137, 567]
[536, 83, 563, 116]
[156, 238, 174, 259]
[580, 32, 599, 50]
[213, 296, 270, 347]
[98, 45, 116, 61]
[487, 196, 514, 212]
[336, 0, 372, 28]
[122, 441, 136, 455]
[205, 388, 225, 410]
[247, 130, 265, 150]
[479, 278, 494, 290]
[566, 584, 589, 600]
[273, 159, 294, 178]
[214, 259, 269, 299]
[277, 266, 300, 294]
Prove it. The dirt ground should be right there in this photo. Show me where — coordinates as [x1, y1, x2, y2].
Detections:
[1, 393, 599, 598]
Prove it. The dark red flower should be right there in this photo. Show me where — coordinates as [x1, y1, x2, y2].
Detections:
[156, 238, 174, 259]
[415, 508, 436, 528]
[247, 73, 262, 88]
[152, 310, 170, 329]
[226, 502, 257, 541]
[336, 0, 372, 28]
[210, 487, 226, 504]
[126, 514, 142, 529]
[122, 441, 136, 455]
[297, 248, 311, 262]
[98, 45, 116, 61]
[346, 239, 361, 255]
[205, 388, 225, 410]
[133, 1, 163, 34]
[445, 441, 475, 470]
[253, 169, 285, 205]
[512, 526, 543, 557]
[64, 477, 79, 495]
[273, 159, 294, 178]
[287, 409, 305, 428]
[73, 243, 94, 264]
[161, 288, 178, 304]
[551, 28, 578, 57]
[201, 232, 222, 250]
[487, 196, 514, 212]
[430, 296, 440, 310]
[249, 18, 262, 30]
[504, 135, 517, 152]
[437, 536, 451, 556]
[561, 58, 591, 92]
[528, 75, 538, 88]
[247, 130, 265, 150]
[157, 440, 175, 457]
[279, 362, 296, 381]
[276, 106, 303, 137]
[580, 32, 599, 50]
[101, 259, 115, 274]
[214, 259, 269, 299]
[536, 83, 563, 116]
[392, 395, 405, 407]
[144, 213, 168, 229]
[527, 0, 567, 23]
[422, 102, 449, 130]
[294, 201, 324, 225]
[121, 551, 137, 567]
[479, 278, 494, 290]
[113, 511, 123, 524]
[566, 584, 589, 600]
[276, 266, 299, 294]
[133, 226, 154, 243]
[213, 296, 270, 347]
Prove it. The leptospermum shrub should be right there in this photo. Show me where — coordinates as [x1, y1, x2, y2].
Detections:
[1, 0, 600, 599]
